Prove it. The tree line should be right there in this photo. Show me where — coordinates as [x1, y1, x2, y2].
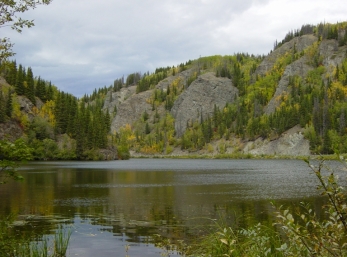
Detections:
[0, 61, 118, 160]
[274, 22, 347, 50]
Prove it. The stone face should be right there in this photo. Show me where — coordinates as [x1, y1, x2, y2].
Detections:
[243, 125, 310, 156]
[105, 85, 153, 133]
[265, 56, 313, 114]
[103, 85, 137, 114]
[0, 121, 23, 141]
[155, 69, 195, 91]
[319, 39, 347, 73]
[256, 34, 318, 76]
[107, 69, 197, 133]
[110, 89, 153, 133]
[171, 72, 238, 137]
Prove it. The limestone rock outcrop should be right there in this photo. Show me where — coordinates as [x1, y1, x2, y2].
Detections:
[171, 72, 238, 137]
[265, 56, 313, 114]
[243, 126, 310, 156]
[256, 34, 318, 76]
[110, 87, 152, 132]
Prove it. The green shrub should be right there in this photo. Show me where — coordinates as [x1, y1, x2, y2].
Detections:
[117, 144, 130, 160]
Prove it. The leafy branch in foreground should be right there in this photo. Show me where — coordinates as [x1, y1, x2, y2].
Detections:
[0, 138, 32, 184]
[275, 159, 347, 256]
[0, 0, 52, 62]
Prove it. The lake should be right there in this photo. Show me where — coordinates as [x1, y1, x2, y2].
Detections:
[0, 159, 341, 256]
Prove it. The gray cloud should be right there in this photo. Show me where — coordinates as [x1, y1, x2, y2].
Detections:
[3, 0, 347, 96]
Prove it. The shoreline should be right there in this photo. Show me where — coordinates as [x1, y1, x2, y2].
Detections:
[130, 152, 341, 161]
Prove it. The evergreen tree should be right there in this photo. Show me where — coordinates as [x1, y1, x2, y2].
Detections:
[145, 122, 150, 134]
[5, 60, 17, 86]
[35, 77, 46, 101]
[46, 82, 54, 101]
[74, 109, 85, 159]
[15, 64, 25, 95]
[105, 110, 111, 133]
[66, 96, 78, 136]
[26, 67, 36, 104]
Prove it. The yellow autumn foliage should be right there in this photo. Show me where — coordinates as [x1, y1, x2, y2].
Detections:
[11, 95, 30, 129]
[328, 81, 347, 100]
[38, 100, 56, 127]
[140, 144, 162, 154]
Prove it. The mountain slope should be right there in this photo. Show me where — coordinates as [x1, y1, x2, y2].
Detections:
[2, 21, 347, 158]
[103, 21, 347, 157]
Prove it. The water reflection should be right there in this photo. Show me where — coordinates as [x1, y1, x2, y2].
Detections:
[0, 159, 335, 256]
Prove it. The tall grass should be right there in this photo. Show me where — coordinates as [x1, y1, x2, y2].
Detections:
[0, 222, 72, 257]
[54, 225, 72, 257]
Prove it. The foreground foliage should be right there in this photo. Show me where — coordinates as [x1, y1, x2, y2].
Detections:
[0, 0, 52, 62]
[0, 139, 32, 184]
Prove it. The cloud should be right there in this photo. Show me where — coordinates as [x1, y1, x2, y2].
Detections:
[2, 0, 347, 96]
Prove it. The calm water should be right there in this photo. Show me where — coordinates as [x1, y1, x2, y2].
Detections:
[0, 159, 343, 256]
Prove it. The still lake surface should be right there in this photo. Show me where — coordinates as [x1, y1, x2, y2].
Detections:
[0, 158, 343, 256]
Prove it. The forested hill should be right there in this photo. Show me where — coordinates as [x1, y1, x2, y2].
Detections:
[1, 21, 347, 159]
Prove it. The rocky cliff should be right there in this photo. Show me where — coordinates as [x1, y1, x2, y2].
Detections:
[256, 35, 317, 77]
[171, 72, 238, 137]
[243, 125, 310, 156]
[107, 85, 151, 132]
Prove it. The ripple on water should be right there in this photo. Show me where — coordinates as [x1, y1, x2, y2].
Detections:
[54, 197, 108, 206]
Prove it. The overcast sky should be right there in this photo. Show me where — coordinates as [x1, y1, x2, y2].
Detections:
[3, 0, 347, 97]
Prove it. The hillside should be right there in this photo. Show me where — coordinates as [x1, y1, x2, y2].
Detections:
[1, 21, 347, 159]
[0, 66, 118, 160]
[103, 21, 347, 157]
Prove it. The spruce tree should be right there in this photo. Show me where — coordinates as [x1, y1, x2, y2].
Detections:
[66, 96, 78, 136]
[75, 104, 86, 158]
[145, 122, 150, 134]
[26, 67, 36, 104]
[105, 110, 111, 132]
[5, 60, 17, 86]
[15, 64, 25, 95]
[35, 77, 46, 101]
[11, 61, 17, 86]
[46, 82, 54, 101]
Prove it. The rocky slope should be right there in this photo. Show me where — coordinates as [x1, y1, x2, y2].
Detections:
[108, 85, 151, 132]
[264, 36, 347, 114]
[255, 35, 317, 77]
[243, 125, 310, 156]
[265, 56, 314, 114]
[101, 28, 347, 157]
[106, 69, 196, 133]
[171, 72, 238, 137]
[103, 33, 347, 157]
